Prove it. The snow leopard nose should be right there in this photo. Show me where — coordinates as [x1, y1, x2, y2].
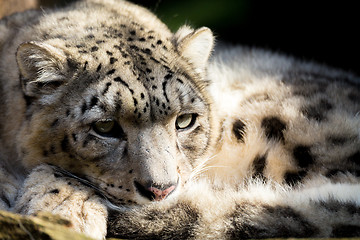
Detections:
[134, 181, 176, 201]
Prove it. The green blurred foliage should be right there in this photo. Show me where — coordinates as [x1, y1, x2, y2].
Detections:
[132, 0, 248, 42]
[147, 0, 248, 31]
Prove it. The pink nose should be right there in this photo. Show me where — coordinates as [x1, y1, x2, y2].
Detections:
[148, 185, 176, 201]
[134, 181, 177, 201]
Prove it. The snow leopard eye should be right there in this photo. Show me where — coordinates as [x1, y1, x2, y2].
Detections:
[176, 114, 197, 130]
[92, 120, 125, 138]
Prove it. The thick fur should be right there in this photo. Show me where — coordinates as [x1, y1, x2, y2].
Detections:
[0, 0, 359, 239]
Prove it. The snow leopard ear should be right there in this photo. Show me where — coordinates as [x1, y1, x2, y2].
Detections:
[16, 41, 72, 97]
[173, 26, 214, 75]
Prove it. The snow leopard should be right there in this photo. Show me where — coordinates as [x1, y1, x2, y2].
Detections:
[0, 0, 359, 239]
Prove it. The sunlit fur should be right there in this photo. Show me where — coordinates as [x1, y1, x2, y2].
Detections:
[0, 1, 359, 239]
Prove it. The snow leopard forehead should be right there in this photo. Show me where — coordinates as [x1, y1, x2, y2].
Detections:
[28, 7, 209, 122]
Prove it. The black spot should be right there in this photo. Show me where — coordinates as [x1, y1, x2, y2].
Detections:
[164, 73, 172, 80]
[102, 82, 112, 95]
[127, 37, 134, 42]
[49, 189, 59, 194]
[82, 61, 88, 71]
[150, 56, 160, 64]
[133, 98, 138, 106]
[138, 37, 146, 41]
[302, 99, 333, 122]
[81, 102, 88, 114]
[107, 69, 116, 75]
[129, 30, 136, 35]
[145, 68, 152, 73]
[348, 151, 360, 165]
[293, 145, 315, 168]
[67, 59, 78, 70]
[232, 120, 246, 142]
[0, 194, 11, 208]
[261, 117, 286, 142]
[86, 34, 95, 39]
[284, 170, 307, 185]
[140, 93, 145, 99]
[110, 57, 118, 64]
[331, 225, 360, 237]
[91, 46, 99, 52]
[43, 150, 48, 157]
[129, 169, 133, 174]
[325, 169, 344, 178]
[177, 78, 183, 84]
[152, 85, 157, 90]
[156, 40, 162, 45]
[114, 76, 123, 83]
[129, 45, 139, 51]
[54, 172, 62, 178]
[50, 119, 59, 127]
[96, 63, 102, 72]
[327, 136, 349, 145]
[252, 155, 267, 179]
[61, 135, 69, 152]
[106, 51, 113, 56]
[141, 48, 152, 55]
[90, 96, 99, 108]
[96, 40, 105, 44]
[71, 133, 77, 142]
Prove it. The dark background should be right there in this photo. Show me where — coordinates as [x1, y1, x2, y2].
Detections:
[36, 0, 360, 75]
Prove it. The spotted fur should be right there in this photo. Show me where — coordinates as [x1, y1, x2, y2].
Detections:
[0, 0, 360, 239]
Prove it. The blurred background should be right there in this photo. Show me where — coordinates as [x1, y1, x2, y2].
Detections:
[1, 0, 359, 75]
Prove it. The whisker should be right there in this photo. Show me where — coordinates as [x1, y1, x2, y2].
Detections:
[49, 165, 122, 210]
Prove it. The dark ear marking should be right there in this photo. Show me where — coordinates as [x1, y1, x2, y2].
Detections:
[16, 41, 68, 97]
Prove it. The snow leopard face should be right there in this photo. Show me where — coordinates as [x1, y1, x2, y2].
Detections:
[13, 0, 215, 205]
